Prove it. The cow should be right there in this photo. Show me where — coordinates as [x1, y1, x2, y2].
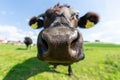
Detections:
[24, 37, 33, 49]
[29, 3, 99, 76]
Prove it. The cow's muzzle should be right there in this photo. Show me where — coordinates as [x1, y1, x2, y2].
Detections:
[37, 26, 84, 64]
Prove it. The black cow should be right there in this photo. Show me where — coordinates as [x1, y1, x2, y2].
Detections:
[24, 37, 33, 49]
[29, 4, 99, 76]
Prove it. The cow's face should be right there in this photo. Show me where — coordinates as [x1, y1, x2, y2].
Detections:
[43, 4, 79, 28]
[29, 4, 99, 64]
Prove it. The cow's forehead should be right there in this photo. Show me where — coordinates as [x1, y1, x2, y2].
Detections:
[52, 4, 79, 15]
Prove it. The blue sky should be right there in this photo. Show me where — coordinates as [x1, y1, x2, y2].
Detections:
[0, 0, 120, 44]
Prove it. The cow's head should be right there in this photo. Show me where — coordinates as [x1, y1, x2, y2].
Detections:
[29, 3, 99, 64]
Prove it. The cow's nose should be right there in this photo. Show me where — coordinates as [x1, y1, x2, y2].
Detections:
[38, 26, 84, 62]
[40, 27, 81, 61]
[41, 27, 78, 48]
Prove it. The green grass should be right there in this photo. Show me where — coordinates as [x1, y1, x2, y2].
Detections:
[0, 42, 120, 80]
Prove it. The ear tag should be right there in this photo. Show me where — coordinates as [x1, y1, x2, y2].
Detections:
[31, 22, 38, 29]
[85, 20, 95, 28]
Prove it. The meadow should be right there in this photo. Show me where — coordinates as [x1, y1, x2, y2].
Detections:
[0, 42, 120, 80]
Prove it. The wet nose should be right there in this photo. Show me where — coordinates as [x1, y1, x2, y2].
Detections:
[42, 27, 78, 48]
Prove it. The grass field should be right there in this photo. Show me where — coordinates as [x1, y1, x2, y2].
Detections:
[0, 42, 120, 80]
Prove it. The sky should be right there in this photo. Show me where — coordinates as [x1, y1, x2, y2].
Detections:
[0, 0, 120, 44]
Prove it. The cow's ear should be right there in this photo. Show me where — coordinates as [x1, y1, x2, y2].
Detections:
[78, 12, 99, 29]
[29, 16, 43, 29]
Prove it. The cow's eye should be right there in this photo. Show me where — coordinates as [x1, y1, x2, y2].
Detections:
[76, 14, 79, 19]
[71, 13, 79, 19]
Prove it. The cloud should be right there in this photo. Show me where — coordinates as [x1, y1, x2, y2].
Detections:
[100, 20, 120, 36]
[0, 11, 7, 15]
[0, 25, 37, 43]
[84, 20, 120, 44]
[0, 10, 14, 15]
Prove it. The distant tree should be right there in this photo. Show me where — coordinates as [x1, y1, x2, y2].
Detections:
[84, 41, 89, 42]
[95, 40, 100, 42]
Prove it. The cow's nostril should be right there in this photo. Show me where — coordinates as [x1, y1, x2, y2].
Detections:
[41, 37, 48, 49]
[70, 32, 79, 50]
[71, 34, 79, 45]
